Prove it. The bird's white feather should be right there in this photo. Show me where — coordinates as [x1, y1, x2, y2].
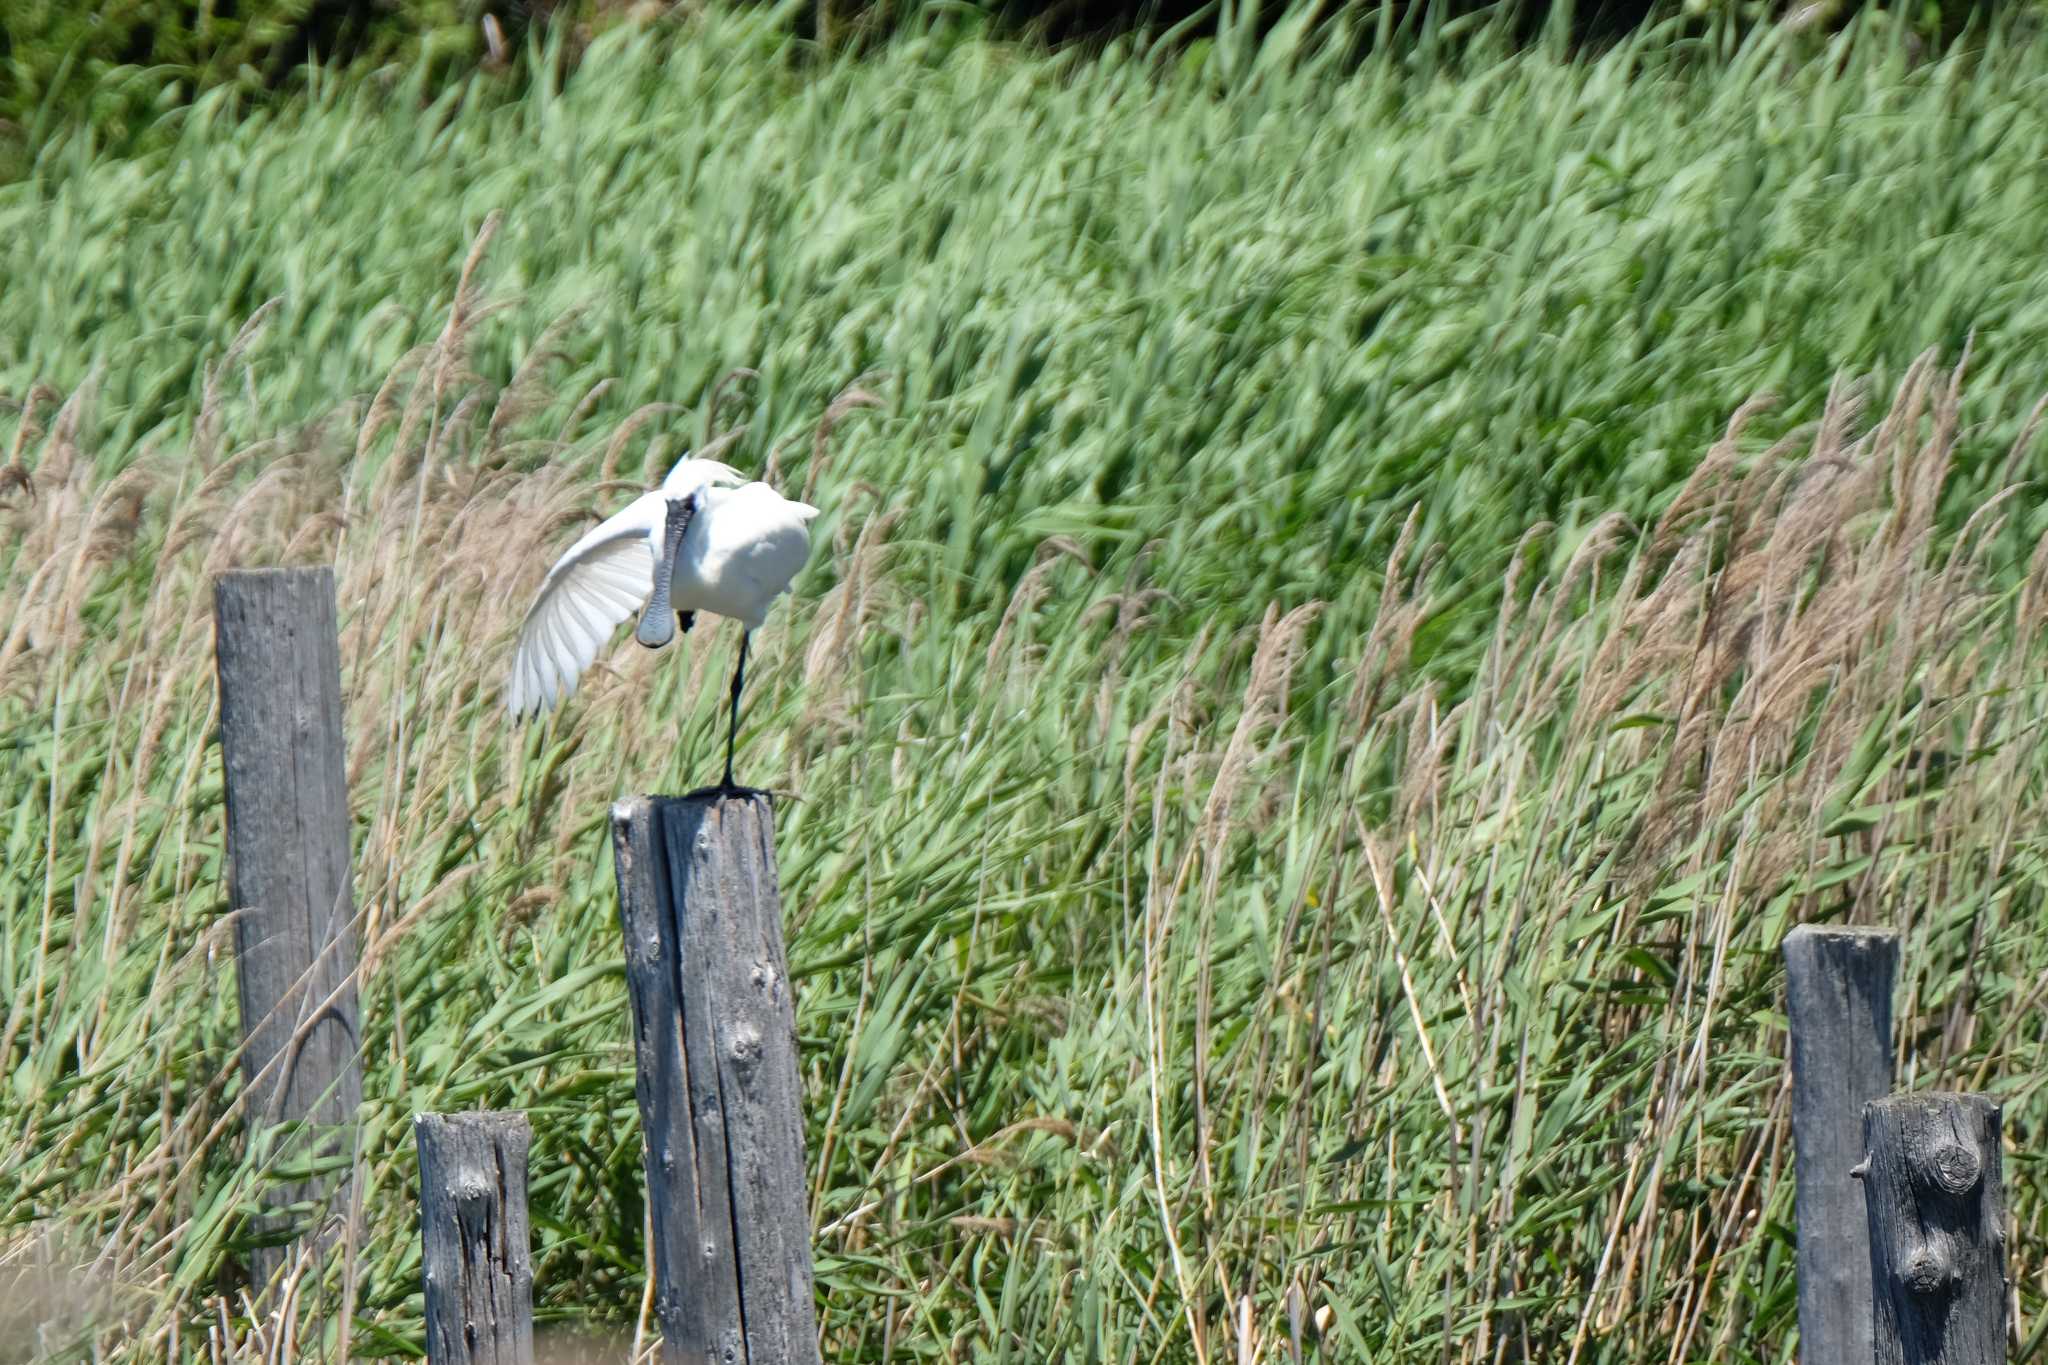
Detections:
[661, 458, 745, 498]
[504, 459, 820, 717]
[505, 492, 663, 716]
[675, 483, 821, 628]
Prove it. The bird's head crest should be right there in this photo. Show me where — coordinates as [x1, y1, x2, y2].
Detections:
[660, 456, 747, 497]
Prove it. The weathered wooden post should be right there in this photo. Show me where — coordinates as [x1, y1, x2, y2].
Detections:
[416, 1112, 535, 1365]
[610, 793, 819, 1365]
[1783, 924, 1899, 1365]
[213, 566, 365, 1291]
[1858, 1093, 2006, 1365]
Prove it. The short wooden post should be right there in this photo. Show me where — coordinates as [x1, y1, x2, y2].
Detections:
[416, 1112, 535, 1365]
[1859, 1093, 2006, 1364]
[1783, 924, 1899, 1365]
[213, 566, 365, 1291]
[610, 793, 819, 1365]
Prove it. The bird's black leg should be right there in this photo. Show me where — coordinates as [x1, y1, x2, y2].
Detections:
[686, 632, 766, 803]
[721, 631, 750, 794]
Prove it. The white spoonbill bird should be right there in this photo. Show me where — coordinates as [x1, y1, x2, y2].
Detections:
[505, 454, 819, 791]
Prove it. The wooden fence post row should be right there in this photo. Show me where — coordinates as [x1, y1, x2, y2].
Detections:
[417, 1111, 535, 1365]
[213, 563, 2017, 1365]
[611, 792, 821, 1365]
[213, 566, 365, 1294]
[214, 567, 822, 1362]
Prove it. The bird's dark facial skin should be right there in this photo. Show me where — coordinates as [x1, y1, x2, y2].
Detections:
[634, 494, 697, 649]
[664, 494, 695, 551]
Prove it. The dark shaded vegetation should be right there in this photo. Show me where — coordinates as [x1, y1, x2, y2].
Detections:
[1, 1, 501, 175]
[0, 0, 2026, 181]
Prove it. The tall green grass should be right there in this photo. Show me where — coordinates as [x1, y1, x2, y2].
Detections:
[5, 7, 2048, 1360]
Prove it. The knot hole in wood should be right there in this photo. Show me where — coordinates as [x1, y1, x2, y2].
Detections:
[1900, 1244, 1959, 1297]
[1918, 1138, 1982, 1195]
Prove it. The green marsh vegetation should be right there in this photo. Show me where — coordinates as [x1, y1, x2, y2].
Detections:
[5, 5, 2048, 1359]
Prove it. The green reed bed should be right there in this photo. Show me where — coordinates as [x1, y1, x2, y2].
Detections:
[5, 8, 2048, 1360]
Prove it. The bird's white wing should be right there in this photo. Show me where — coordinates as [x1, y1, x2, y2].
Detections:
[505, 493, 663, 717]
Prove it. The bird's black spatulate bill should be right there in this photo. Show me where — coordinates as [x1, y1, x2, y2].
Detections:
[635, 496, 695, 649]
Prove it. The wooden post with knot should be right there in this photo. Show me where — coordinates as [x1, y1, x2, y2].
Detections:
[416, 1111, 535, 1365]
[213, 566, 365, 1294]
[1858, 1092, 2007, 1365]
[610, 792, 820, 1365]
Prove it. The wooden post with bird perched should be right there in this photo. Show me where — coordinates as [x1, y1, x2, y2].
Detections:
[212, 566, 365, 1295]
[610, 792, 820, 1365]
[1782, 924, 1900, 1365]
[1857, 1092, 2007, 1365]
[416, 1111, 535, 1365]
[509, 433, 826, 1358]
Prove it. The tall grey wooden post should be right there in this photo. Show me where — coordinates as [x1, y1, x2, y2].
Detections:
[1859, 1093, 2006, 1365]
[1784, 924, 1898, 1365]
[610, 793, 820, 1365]
[213, 567, 365, 1291]
[416, 1112, 535, 1365]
